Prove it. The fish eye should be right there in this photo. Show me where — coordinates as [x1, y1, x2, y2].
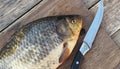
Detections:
[69, 17, 76, 24]
[71, 19, 76, 24]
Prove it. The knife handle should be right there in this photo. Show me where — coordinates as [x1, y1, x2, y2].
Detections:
[71, 51, 83, 69]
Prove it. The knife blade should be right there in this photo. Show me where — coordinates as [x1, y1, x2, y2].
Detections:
[71, 0, 104, 69]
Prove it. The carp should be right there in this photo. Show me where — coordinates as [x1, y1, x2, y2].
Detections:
[0, 15, 82, 69]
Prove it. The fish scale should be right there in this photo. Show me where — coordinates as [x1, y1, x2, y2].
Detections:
[0, 15, 82, 69]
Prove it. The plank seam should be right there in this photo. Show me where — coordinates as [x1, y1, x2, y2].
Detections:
[88, 0, 100, 9]
[111, 29, 120, 37]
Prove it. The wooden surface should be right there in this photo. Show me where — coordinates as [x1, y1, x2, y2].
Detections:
[82, 0, 99, 9]
[0, 0, 120, 69]
[0, 0, 42, 32]
[111, 29, 120, 47]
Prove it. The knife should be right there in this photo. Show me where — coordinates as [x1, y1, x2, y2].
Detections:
[71, 0, 104, 69]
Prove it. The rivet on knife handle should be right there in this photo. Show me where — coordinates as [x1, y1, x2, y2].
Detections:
[71, 0, 104, 69]
[70, 51, 83, 69]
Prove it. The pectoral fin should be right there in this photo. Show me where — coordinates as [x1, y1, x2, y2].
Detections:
[59, 45, 70, 63]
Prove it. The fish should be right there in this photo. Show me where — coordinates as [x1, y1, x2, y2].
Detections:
[0, 15, 82, 69]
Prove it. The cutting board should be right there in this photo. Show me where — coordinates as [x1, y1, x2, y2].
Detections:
[0, 0, 119, 69]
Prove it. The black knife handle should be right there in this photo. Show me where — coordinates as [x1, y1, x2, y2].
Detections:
[71, 51, 83, 69]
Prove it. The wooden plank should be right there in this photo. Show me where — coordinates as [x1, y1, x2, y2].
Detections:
[0, 0, 120, 69]
[82, 0, 99, 9]
[90, 0, 120, 36]
[0, 0, 42, 32]
[111, 29, 120, 48]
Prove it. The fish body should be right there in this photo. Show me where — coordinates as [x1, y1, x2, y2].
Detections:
[0, 15, 82, 69]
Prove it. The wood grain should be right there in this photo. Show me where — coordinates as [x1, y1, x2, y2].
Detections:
[111, 29, 120, 48]
[0, 0, 42, 32]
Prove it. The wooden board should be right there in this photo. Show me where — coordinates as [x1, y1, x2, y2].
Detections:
[0, 0, 42, 32]
[0, 0, 119, 69]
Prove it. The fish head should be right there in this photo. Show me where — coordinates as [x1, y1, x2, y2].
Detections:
[66, 15, 82, 36]
[58, 15, 83, 63]
[56, 15, 82, 39]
